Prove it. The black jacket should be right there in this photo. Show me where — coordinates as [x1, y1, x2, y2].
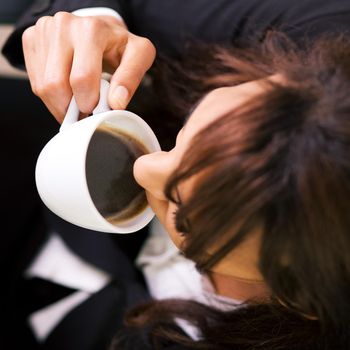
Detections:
[4, 0, 350, 68]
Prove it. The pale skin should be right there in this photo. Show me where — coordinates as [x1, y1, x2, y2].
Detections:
[22, 12, 156, 121]
[134, 83, 272, 302]
[23, 12, 270, 302]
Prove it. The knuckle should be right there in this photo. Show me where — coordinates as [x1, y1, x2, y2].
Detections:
[69, 70, 94, 89]
[22, 26, 35, 45]
[35, 15, 51, 27]
[45, 76, 66, 91]
[80, 16, 104, 33]
[33, 82, 46, 97]
[144, 37, 156, 53]
[135, 36, 156, 55]
[35, 77, 65, 97]
[53, 11, 71, 25]
[74, 17, 107, 45]
[31, 83, 39, 96]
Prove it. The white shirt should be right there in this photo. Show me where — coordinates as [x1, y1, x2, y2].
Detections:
[27, 218, 241, 341]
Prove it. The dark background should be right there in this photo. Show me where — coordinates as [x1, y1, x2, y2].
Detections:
[0, 0, 34, 23]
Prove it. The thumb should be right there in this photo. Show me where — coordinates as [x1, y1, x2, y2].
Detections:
[108, 36, 156, 109]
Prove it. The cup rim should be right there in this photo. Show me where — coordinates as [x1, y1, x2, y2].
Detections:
[84, 110, 161, 233]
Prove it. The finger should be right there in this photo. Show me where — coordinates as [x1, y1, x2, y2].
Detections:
[22, 26, 39, 92]
[41, 13, 74, 122]
[22, 17, 51, 99]
[69, 18, 104, 114]
[108, 35, 156, 110]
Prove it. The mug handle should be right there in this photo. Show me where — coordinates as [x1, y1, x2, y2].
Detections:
[60, 79, 111, 132]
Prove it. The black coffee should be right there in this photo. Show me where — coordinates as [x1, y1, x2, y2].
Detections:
[86, 124, 148, 225]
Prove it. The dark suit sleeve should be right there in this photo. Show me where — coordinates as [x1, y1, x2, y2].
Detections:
[2, 0, 129, 68]
[125, 0, 350, 57]
[2, 0, 287, 68]
[4, 0, 350, 69]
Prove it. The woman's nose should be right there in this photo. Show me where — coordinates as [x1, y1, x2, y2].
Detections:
[133, 151, 174, 200]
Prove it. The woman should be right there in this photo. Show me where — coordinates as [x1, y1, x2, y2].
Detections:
[111, 32, 350, 349]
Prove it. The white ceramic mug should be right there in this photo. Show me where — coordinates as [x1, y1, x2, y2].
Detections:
[35, 79, 161, 233]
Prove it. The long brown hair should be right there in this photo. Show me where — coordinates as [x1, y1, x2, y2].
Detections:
[111, 32, 350, 349]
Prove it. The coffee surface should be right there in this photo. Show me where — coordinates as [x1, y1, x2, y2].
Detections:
[86, 125, 148, 224]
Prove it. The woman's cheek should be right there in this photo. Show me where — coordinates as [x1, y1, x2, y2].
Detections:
[145, 191, 169, 228]
[146, 192, 185, 250]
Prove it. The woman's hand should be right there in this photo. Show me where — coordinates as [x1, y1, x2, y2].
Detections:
[22, 12, 156, 122]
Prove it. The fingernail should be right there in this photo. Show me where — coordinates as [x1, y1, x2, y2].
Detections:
[112, 85, 129, 108]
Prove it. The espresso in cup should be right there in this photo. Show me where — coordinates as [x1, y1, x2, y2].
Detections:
[85, 123, 148, 225]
